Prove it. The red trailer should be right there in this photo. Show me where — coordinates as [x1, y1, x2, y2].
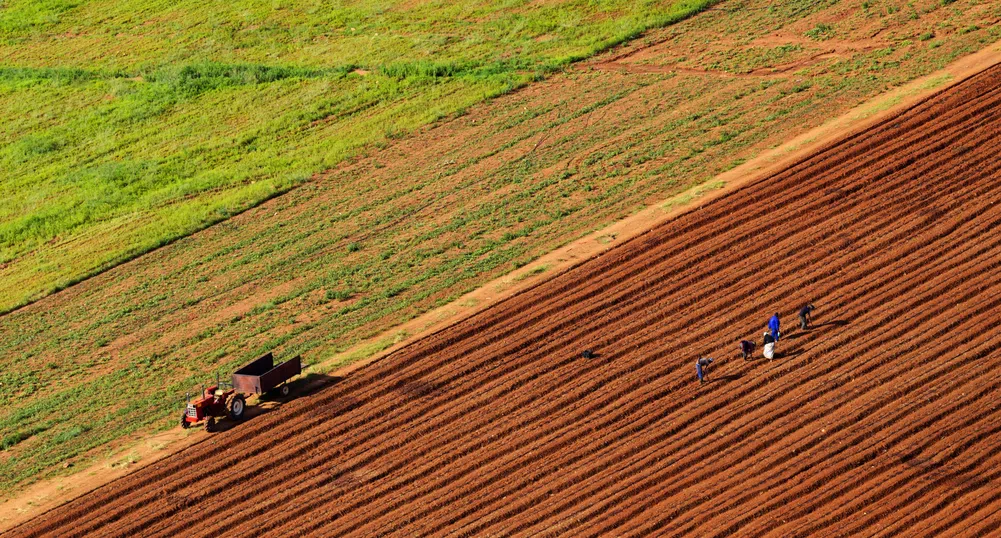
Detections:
[233, 352, 301, 397]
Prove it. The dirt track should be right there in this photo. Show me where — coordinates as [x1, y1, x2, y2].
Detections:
[9, 63, 1001, 537]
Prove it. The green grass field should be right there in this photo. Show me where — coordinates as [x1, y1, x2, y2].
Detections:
[0, 0, 717, 313]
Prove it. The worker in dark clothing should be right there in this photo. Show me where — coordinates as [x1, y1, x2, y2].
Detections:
[799, 304, 816, 330]
[696, 357, 714, 384]
[739, 340, 756, 360]
[768, 313, 781, 342]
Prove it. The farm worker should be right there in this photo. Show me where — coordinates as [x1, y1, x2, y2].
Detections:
[763, 332, 776, 360]
[768, 313, 781, 341]
[696, 357, 714, 384]
[739, 340, 756, 360]
[799, 304, 816, 330]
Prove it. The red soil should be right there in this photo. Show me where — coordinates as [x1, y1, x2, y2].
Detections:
[8, 64, 1001, 538]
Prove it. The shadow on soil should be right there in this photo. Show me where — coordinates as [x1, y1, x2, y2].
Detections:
[742, 348, 803, 361]
[897, 451, 991, 489]
[712, 373, 743, 383]
[209, 405, 274, 433]
[741, 342, 814, 361]
[780, 319, 849, 343]
[258, 372, 344, 402]
[211, 373, 344, 432]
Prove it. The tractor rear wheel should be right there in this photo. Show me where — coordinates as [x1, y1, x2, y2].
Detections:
[228, 394, 246, 420]
[180, 413, 190, 429]
[205, 417, 216, 433]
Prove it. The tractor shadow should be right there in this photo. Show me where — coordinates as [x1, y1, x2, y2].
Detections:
[211, 405, 275, 433]
[258, 372, 344, 402]
[214, 373, 345, 432]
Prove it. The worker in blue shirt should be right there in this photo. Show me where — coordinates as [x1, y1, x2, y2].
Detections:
[768, 313, 781, 341]
[696, 357, 714, 384]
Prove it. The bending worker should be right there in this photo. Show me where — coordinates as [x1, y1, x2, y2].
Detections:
[696, 357, 714, 384]
[799, 304, 816, 330]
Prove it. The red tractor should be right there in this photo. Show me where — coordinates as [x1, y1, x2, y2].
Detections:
[180, 353, 300, 432]
[180, 380, 246, 432]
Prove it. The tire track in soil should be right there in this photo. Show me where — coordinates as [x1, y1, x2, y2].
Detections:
[8, 61, 1001, 538]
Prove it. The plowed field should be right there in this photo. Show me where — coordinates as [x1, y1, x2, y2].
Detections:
[10, 63, 1001, 538]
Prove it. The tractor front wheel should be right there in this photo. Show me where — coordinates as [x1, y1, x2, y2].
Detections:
[228, 394, 246, 421]
[205, 417, 216, 433]
[180, 413, 190, 429]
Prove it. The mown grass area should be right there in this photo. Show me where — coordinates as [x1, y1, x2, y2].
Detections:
[1, 0, 1000, 497]
[0, 0, 719, 313]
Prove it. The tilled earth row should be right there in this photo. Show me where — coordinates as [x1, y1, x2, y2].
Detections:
[9, 65, 1001, 538]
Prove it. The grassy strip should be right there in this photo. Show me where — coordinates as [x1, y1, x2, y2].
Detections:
[0, 0, 716, 313]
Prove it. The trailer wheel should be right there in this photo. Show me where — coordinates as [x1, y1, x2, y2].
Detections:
[280, 384, 290, 397]
[228, 394, 246, 420]
[180, 413, 190, 429]
[205, 417, 215, 433]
